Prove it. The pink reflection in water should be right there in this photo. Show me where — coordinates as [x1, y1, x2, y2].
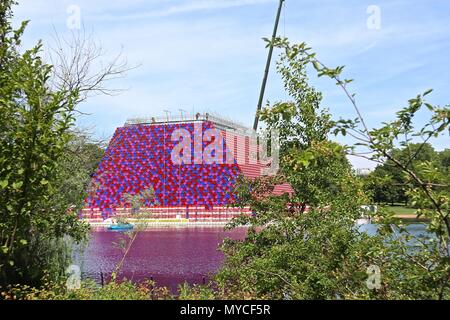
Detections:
[77, 227, 247, 292]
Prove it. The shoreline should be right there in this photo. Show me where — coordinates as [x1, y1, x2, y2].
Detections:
[88, 220, 232, 230]
[85, 215, 428, 231]
[395, 214, 429, 222]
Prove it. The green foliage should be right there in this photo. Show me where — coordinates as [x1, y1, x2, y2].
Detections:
[55, 132, 105, 207]
[217, 38, 450, 300]
[364, 143, 448, 205]
[178, 282, 216, 300]
[0, 1, 88, 286]
[1, 279, 173, 300]
[259, 42, 334, 152]
[363, 169, 406, 205]
[217, 208, 380, 299]
[439, 149, 450, 172]
[217, 39, 373, 299]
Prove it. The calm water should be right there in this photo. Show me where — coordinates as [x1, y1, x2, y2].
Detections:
[73, 227, 247, 291]
[74, 223, 430, 291]
[357, 222, 430, 236]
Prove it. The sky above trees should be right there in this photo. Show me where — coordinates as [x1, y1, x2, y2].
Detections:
[13, 0, 450, 168]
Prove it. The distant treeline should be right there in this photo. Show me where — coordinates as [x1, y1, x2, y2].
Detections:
[363, 143, 449, 206]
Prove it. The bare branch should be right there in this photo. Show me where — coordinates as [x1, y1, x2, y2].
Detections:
[47, 27, 139, 105]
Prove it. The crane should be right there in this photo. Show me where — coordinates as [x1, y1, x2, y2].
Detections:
[253, 0, 285, 132]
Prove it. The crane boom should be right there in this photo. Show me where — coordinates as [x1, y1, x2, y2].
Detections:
[253, 0, 285, 131]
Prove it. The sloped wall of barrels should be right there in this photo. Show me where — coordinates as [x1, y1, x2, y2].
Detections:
[80, 120, 273, 221]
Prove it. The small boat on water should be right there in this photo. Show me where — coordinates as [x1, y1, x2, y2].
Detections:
[107, 222, 134, 231]
[107, 223, 134, 231]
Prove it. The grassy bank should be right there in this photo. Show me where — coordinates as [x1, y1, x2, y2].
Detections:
[385, 205, 430, 222]
[387, 206, 416, 215]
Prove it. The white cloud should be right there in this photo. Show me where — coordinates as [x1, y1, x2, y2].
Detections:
[91, 0, 276, 21]
[14, 0, 277, 25]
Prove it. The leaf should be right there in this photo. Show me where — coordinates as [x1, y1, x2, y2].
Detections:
[0, 180, 8, 189]
[312, 61, 321, 71]
[423, 89, 433, 96]
[20, 239, 28, 245]
[12, 181, 23, 189]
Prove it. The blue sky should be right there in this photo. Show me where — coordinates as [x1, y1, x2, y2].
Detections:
[13, 0, 450, 168]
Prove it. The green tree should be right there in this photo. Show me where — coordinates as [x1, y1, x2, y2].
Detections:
[216, 38, 449, 300]
[363, 172, 400, 205]
[55, 131, 105, 207]
[368, 143, 439, 205]
[215, 40, 373, 299]
[293, 38, 450, 298]
[438, 149, 450, 173]
[0, 0, 89, 286]
[0, 1, 127, 288]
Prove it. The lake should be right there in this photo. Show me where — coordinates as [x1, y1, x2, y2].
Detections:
[73, 223, 430, 292]
[72, 227, 247, 291]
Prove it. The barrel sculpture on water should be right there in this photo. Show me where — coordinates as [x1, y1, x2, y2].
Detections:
[80, 114, 292, 222]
